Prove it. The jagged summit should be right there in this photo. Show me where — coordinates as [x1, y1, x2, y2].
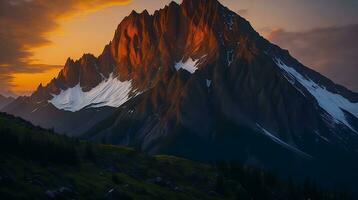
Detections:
[29, 0, 260, 110]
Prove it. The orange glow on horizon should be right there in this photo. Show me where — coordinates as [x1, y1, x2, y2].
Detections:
[8, 0, 132, 96]
[29, 0, 132, 65]
[11, 68, 61, 96]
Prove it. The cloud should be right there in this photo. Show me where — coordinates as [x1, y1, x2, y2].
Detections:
[0, 0, 130, 95]
[268, 24, 358, 92]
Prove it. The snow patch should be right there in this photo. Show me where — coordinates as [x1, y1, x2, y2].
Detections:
[49, 74, 135, 112]
[175, 55, 206, 74]
[206, 79, 212, 88]
[227, 49, 234, 66]
[275, 58, 358, 133]
[257, 124, 312, 159]
[314, 131, 330, 143]
[31, 108, 39, 113]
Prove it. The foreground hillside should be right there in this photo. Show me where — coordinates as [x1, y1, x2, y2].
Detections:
[0, 112, 352, 200]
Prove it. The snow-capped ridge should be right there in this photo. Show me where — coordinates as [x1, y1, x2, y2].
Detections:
[49, 74, 135, 112]
[274, 58, 358, 133]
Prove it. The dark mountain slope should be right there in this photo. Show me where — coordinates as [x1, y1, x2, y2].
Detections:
[79, 0, 358, 191]
[2, 96, 115, 136]
[1, 112, 350, 199]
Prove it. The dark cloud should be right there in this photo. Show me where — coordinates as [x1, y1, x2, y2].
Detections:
[0, 0, 130, 95]
[0, 68, 13, 95]
[269, 24, 358, 92]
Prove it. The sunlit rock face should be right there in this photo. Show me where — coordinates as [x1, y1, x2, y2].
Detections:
[27, 0, 260, 112]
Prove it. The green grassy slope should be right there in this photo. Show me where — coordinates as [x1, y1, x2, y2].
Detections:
[0, 113, 352, 200]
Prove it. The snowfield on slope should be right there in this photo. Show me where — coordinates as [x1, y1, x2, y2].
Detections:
[49, 74, 134, 112]
[275, 58, 358, 132]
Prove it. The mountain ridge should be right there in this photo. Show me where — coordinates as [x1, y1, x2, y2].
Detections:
[24, 0, 262, 109]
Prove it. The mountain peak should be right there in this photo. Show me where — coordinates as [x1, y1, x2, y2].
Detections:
[19, 0, 358, 147]
[65, 57, 75, 66]
[30, 0, 259, 103]
[168, 1, 179, 7]
[80, 53, 96, 61]
[129, 10, 139, 16]
[181, 0, 223, 12]
[140, 9, 149, 16]
[181, 0, 221, 6]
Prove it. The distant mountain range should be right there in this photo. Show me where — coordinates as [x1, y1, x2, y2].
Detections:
[2, 0, 358, 192]
[0, 95, 14, 110]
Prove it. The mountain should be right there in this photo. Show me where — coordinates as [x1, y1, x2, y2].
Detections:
[2, 112, 347, 200]
[0, 95, 14, 110]
[1, 53, 118, 135]
[3, 0, 358, 190]
[2, 96, 115, 136]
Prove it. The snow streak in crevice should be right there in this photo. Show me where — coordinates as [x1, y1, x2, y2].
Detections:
[256, 124, 313, 159]
[227, 49, 234, 66]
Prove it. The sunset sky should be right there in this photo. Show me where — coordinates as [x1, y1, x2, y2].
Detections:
[1, 0, 357, 96]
